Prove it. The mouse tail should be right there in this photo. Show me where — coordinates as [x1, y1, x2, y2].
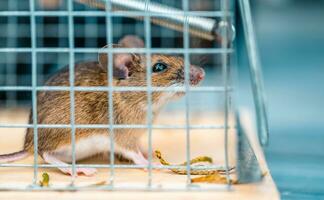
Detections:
[0, 150, 29, 163]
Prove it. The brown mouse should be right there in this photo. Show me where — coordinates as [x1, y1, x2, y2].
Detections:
[0, 35, 205, 176]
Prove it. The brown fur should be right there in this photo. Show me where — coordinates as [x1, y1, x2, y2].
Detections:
[24, 56, 189, 154]
[23, 35, 204, 158]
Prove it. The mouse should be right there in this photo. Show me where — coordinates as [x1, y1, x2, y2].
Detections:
[0, 35, 205, 176]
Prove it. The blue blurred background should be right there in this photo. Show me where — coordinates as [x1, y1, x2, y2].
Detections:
[246, 0, 324, 199]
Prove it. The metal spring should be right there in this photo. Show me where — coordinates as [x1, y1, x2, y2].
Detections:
[75, 0, 235, 41]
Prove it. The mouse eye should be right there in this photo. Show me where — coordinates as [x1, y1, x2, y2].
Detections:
[152, 62, 168, 73]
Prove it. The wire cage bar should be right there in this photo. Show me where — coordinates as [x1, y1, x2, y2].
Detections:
[0, 0, 267, 192]
[29, 0, 39, 187]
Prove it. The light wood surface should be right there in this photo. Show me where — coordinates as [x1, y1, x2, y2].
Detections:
[0, 108, 279, 199]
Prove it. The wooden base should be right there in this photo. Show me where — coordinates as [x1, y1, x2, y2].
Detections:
[0, 108, 279, 199]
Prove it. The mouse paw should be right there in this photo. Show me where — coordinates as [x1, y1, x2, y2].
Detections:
[42, 152, 97, 176]
[76, 167, 97, 176]
[60, 167, 97, 176]
[119, 148, 164, 171]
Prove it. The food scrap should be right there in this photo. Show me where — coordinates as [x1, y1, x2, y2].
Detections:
[155, 150, 235, 175]
[191, 173, 238, 184]
[191, 173, 226, 184]
[39, 172, 50, 187]
[155, 150, 212, 166]
[155, 150, 237, 184]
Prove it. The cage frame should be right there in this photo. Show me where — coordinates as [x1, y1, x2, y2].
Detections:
[0, 0, 268, 192]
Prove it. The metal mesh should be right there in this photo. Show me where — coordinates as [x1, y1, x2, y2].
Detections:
[0, 0, 236, 191]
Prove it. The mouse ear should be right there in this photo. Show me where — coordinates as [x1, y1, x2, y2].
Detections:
[99, 35, 145, 79]
[98, 44, 109, 70]
[118, 35, 144, 48]
[98, 45, 142, 79]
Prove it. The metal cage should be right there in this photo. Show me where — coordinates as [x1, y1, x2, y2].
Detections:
[0, 0, 268, 191]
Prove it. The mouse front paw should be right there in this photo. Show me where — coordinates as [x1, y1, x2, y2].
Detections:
[61, 167, 97, 177]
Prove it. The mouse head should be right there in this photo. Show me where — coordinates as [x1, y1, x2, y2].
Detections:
[149, 54, 205, 87]
[98, 35, 205, 110]
[98, 35, 205, 88]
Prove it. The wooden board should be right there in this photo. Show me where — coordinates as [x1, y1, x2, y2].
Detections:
[0, 108, 279, 200]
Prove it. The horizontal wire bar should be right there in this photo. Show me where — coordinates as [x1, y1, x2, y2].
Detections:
[0, 163, 228, 170]
[0, 184, 229, 192]
[0, 86, 232, 92]
[0, 10, 233, 17]
[0, 47, 234, 54]
[0, 124, 232, 129]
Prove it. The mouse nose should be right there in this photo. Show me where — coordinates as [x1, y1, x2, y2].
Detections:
[190, 65, 205, 85]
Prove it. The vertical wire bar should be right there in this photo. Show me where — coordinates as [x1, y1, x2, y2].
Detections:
[67, 0, 77, 184]
[29, 0, 39, 187]
[182, 0, 191, 187]
[144, 0, 153, 188]
[105, 0, 115, 187]
[238, 0, 269, 146]
[39, 17, 45, 86]
[221, 0, 231, 189]
[58, 11, 66, 65]
[6, 0, 17, 107]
